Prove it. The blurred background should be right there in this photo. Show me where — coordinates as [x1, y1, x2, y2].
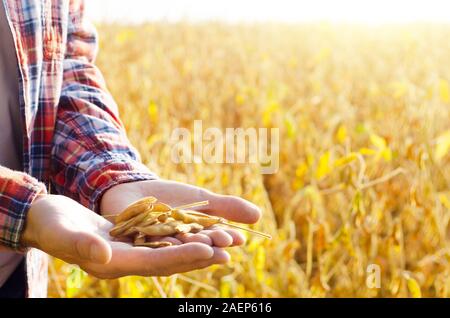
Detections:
[86, 0, 450, 23]
[50, 0, 450, 297]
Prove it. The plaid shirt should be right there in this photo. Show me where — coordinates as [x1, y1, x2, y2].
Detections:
[0, 0, 157, 295]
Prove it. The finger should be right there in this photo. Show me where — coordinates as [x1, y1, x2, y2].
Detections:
[157, 247, 230, 276]
[59, 231, 112, 264]
[78, 242, 228, 278]
[199, 193, 262, 224]
[208, 227, 246, 246]
[147, 236, 183, 246]
[139, 180, 261, 224]
[175, 233, 213, 245]
[133, 242, 215, 275]
[200, 229, 233, 247]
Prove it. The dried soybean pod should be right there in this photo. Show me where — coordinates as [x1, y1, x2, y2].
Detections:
[109, 223, 128, 237]
[151, 202, 172, 212]
[121, 226, 140, 237]
[138, 207, 165, 221]
[134, 233, 146, 245]
[163, 220, 195, 234]
[195, 217, 221, 227]
[135, 223, 178, 236]
[134, 241, 172, 248]
[186, 223, 204, 233]
[180, 209, 272, 238]
[139, 215, 159, 227]
[110, 210, 150, 237]
[110, 217, 138, 237]
[170, 209, 194, 223]
[157, 213, 170, 222]
[102, 214, 117, 223]
[115, 196, 158, 224]
[174, 223, 192, 234]
[172, 209, 220, 227]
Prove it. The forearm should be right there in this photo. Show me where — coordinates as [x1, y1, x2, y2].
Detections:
[51, 0, 157, 211]
[51, 62, 157, 210]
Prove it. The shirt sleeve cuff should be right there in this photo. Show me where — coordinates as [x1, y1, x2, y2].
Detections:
[77, 157, 158, 213]
[0, 168, 47, 250]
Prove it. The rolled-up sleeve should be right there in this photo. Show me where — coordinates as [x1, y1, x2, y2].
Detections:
[50, 0, 157, 212]
[0, 167, 47, 249]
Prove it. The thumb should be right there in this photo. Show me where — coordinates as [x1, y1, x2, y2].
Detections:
[66, 231, 112, 264]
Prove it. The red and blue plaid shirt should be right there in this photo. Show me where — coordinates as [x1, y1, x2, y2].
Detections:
[0, 0, 157, 251]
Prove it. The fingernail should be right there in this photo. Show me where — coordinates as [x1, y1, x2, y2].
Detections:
[90, 244, 105, 263]
[213, 248, 231, 264]
[196, 244, 215, 260]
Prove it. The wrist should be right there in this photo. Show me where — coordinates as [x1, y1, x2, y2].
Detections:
[100, 181, 148, 216]
[20, 193, 47, 248]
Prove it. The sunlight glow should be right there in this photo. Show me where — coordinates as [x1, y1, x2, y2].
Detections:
[86, 0, 450, 24]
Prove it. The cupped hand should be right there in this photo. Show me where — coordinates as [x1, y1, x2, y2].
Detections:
[21, 194, 230, 278]
[100, 179, 262, 248]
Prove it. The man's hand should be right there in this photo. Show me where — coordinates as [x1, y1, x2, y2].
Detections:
[100, 179, 262, 247]
[21, 194, 231, 278]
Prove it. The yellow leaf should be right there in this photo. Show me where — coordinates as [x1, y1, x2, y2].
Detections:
[282, 241, 300, 260]
[305, 185, 322, 204]
[352, 190, 366, 216]
[355, 123, 368, 134]
[146, 133, 161, 147]
[439, 79, 450, 103]
[237, 284, 246, 297]
[293, 162, 308, 190]
[147, 101, 159, 122]
[255, 246, 266, 283]
[359, 147, 377, 156]
[265, 276, 274, 287]
[173, 286, 184, 298]
[335, 124, 347, 144]
[284, 114, 297, 139]
[370, 133, 387, 149]
[315, 151, 331, 179]
[220, 278, 232, 297]
[221, 172, 229, 186]
[262, 101, 280, 126]
[247, 239, 263, 252]
[439, 193, 450, 210]
[235, 93, 245, 106]
[334, 152, 358, 167]
[404, 273, 422, 298]
[435, 130, 450, 161]
[66, 266, 86, 298]
[295, 162, 308, 178]
[381, 148, 392, 162]
[291, 178, 303, 191]
[370, 134, 392, 162]
[306, 153, 315, 167]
